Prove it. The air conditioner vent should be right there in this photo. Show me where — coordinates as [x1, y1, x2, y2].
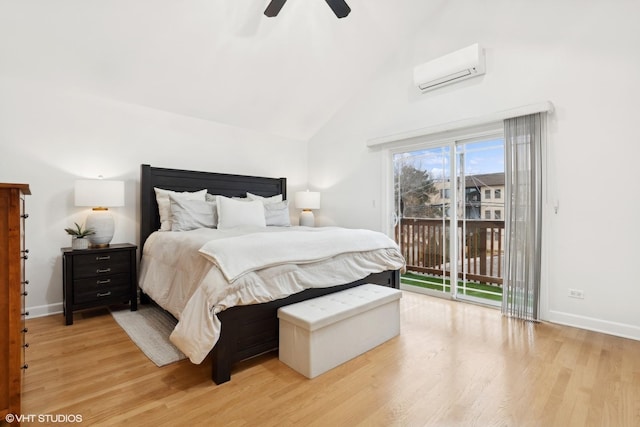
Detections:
[414, 44, 485, 92]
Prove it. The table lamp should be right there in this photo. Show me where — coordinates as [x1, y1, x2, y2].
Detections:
[294, 190, 320, 227]
[75, 179, 124, 247]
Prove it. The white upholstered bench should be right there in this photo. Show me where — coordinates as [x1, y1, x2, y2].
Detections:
[277, 283, 402, 378]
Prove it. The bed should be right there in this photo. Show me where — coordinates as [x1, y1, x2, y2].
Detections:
[138, 164, 403, 384]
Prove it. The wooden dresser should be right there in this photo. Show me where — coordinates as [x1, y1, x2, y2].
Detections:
[0, 183, 30, 425]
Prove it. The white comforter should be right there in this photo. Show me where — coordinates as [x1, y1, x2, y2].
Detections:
[138, 226, 405, 363]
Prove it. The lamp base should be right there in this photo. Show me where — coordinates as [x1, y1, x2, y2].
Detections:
[90, 242, 111, 248]
[299, 210, 315, 227]
[85, 208, 115, 247]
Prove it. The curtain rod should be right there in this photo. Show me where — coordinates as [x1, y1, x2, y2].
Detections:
[367, 101, 554, 148]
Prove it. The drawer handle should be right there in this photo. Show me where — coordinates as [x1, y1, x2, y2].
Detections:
[22, 327, 28, 333]
[97, 291, 112, 298]
[21, 213, 29, 219]
[22, 364, 28, 370]
[24, 343, 29, 348]
[23, 291, 28, 296]
[97, 279, 111, 285]
[96, 255, 111, 261]
[22, 311, 29, 316]
[22, 280, 29, 285]
[96, 268, 111, 273]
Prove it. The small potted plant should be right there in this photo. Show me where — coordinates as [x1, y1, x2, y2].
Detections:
[65, 222, 95, 250]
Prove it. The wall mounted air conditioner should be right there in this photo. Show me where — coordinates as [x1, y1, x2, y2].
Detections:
[413, 43, 485, 92]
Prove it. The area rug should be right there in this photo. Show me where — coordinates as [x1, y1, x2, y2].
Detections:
[110, 305, 187, 367]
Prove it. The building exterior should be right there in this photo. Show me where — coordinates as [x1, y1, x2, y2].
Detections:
[425, 173, 505, 220]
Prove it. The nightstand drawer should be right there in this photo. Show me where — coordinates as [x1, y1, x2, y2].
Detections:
[73, 251, 131, 278]
[73, 273, 130, 304]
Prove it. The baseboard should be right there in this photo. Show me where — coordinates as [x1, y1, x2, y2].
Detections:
[33, 299, 637, 343]
[26, 302, 63, 319]
[546, 310, 640, 342]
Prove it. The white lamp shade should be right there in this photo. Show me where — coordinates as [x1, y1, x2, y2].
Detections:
[75, 180, 125, 207]
[294, 191, 321, 210]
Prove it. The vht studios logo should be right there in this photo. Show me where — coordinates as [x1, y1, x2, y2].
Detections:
[5, 413, 83, 423]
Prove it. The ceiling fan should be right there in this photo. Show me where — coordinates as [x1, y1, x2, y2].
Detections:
[264, 0, 351, 19]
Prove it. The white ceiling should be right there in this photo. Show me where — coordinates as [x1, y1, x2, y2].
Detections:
[0, 0, 443, 141]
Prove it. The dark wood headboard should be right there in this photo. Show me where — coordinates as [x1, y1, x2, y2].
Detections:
[140, 164, 287, 250]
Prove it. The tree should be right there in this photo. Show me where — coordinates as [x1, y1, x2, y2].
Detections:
[394, 162, 440, 218]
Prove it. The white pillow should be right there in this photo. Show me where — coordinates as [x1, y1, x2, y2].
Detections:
[169, 194, 217, 231]
[154, 187, 207, 231]
[246, 192, 283, 204]
[205, 194, 220, 227]
[263, 200, 291, 227]
[216, 196, 266, 229]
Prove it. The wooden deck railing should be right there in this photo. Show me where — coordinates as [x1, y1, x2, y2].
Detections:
[395, 218, 505, 286]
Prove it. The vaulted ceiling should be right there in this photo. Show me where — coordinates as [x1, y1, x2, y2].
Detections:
[0, 0, 443, 141]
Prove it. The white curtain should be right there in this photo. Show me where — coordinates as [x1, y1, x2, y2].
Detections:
[502, 113, 543, 321]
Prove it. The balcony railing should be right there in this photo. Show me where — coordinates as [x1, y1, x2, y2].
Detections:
[395, 217, 505, 287]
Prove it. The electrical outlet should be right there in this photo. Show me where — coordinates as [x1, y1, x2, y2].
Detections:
[568, 288, 584, 299]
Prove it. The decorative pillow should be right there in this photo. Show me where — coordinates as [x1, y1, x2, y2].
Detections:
[263, 200, 291, 227]
[246, 192, 283, 204]
[216, 196, 266, 229]
[169, 194, 216, 231]
[154, 187, 207, 231]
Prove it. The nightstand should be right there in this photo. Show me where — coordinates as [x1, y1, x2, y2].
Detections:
[62, 243, 137, 325]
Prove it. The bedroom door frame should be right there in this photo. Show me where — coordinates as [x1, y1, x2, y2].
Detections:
[383, 124, 504, 305]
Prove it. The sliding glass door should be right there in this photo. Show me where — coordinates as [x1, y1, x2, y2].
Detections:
[393, 136, 505, 306]
[394, 146, 452, 297]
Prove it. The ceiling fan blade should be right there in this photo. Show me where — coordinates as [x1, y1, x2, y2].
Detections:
[264, 0, 288, 17]
[325, 0, 351, 18]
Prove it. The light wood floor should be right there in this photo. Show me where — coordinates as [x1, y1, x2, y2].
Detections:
[20, 292, 640, 426]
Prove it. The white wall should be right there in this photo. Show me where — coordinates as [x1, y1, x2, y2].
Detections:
[308, 0, 640, 340]
[0, 76, 307, 317]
